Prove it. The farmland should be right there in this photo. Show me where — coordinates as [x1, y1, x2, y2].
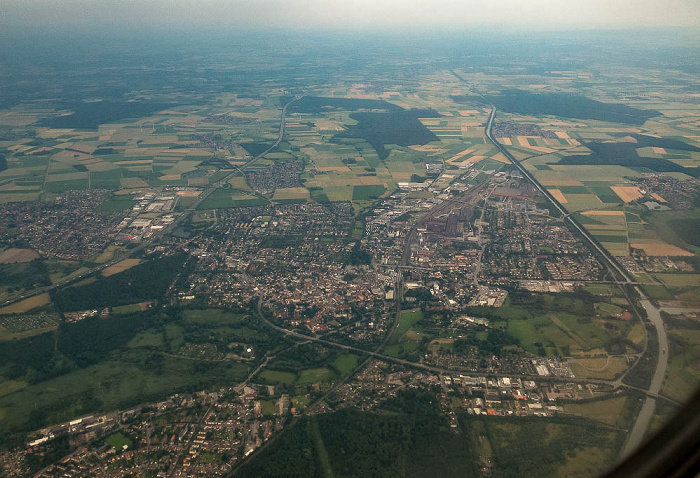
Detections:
[0, 28, 697, 477]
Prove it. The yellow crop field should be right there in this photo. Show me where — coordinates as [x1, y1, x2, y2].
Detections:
[316, 166, 351, 172]
[102, 259, 142, 277]
[445, 148, 474, 164]
[176, 190, 203, 197]
[0, 248, 39, 264]
[611, 186, 643, 203]
[630, 243, 694, 257]
[549, 189, 568, 203]
[94, 245, 123, 263]
[120, 178, 149, 188]
[0, 293, 50, 314]
[273, 187, 310, 201]
[581, 210, 625, 216]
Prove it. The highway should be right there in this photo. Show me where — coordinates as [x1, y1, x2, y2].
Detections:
[0, 96, 301, 309]
[483, 105, 672, 457]
[484, 106, 634, 284]
[622, 289, 670, 456]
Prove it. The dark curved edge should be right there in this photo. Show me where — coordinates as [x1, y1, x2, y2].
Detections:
[605, 389, 700, 478]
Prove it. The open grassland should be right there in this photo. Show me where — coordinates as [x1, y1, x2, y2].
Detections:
[389, 309, 424, 344]
[102, 258, 142, 277]
[0, 324, 58, 342]
[333, 353, 359, 374]
[258, 370, 297, 384]
[0, 293, 50, 314]
[127, 329, 165, 348]
[626, 323, 646, 347]
[563, 396, 627, 426]
[662, 327, 700, 403]
[460, 415, 623, 478]
[182, 308, 247, 325]
[656, 274, 700, 288]
[570, 357, 629, 380]
[507, 310, 619, 358]
[0, 380, 28, 398]
[298, 368, 334, 384]
[0, 248, 39, 264]
[93, 245, 126, 263]
[630, 242, 693, 257]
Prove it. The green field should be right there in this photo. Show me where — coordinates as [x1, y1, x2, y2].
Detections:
[107, 432, 133, 450]
[258, 370, 297, 384]
[183, 308, 247, 325]
[508, 311, 615, 357]
[382, 341, 421, 358]
[260, 399, 278, 416]
[112, 303, 143, 315]
[663, 327, 700, 403]
[95, 195, 136, 212]
[298, 368, 334, 384]
[642, 284, 673, 301]
[333, 353, 359, 374]
[389, 309, 424, 344]
[127, 329, 165, 348]
[564, 396, 627, 426]
[351, 184, 386, 201]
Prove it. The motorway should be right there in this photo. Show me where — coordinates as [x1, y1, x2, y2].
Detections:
[483, 105, 671, 456]
[0, 96, 301, 309]
[7, 95, 675, 460]
[622, 290, 670, 456]
[484, 106, 634, 283]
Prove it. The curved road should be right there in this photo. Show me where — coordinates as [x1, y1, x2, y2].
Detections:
[622, 290, 670, 456]
[253, 296, 679, 396]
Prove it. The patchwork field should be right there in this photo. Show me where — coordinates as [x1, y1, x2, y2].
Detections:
[0, 248, 39, 264]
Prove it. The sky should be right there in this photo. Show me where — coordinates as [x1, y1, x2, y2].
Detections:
[2, 0, 699, 32]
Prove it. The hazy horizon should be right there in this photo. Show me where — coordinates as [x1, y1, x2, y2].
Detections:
[2, 0, 699, 31]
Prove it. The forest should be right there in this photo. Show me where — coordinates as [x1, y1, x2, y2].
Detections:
[557, 141, 700, 177]
[286, 96, 403, 114]
[237, 389, 479, 478]
[52, 253, 188, 311]
[339, 109, 440, 159]
[38, 100, 171, 130]
[453, 90, 660, 125]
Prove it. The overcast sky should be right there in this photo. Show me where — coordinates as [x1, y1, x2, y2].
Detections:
[2, 0, 699, 31]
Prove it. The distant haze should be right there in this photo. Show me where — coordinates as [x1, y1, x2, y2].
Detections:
[2, 0, 699, 31]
